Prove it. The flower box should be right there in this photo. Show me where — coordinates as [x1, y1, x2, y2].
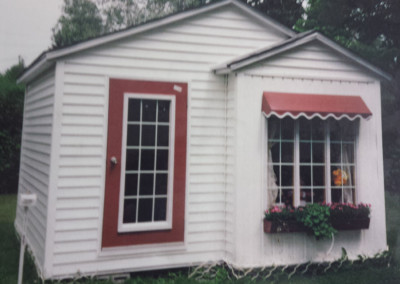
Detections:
[264, 203, 371, 237]
[263, 219, 305, 233]
[263, 218, 370, 234]
[331, 218, 370, 230]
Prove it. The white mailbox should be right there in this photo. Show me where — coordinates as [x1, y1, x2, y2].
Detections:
[19, 193, 37, 207]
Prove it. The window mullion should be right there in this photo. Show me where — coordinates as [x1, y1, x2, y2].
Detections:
[294, 120, 300, 207]
[135, 100, 143, 223]
[325, 121, 331, 203]
[151, 101, 159, 222]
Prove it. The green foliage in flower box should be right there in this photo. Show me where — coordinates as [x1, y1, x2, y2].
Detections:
[264, 203, 371, 239]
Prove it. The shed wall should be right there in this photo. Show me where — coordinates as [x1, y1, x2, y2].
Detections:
[15, 69, 55, 269]
[46, 6, 288, 278]
[231, 44, 386, 266]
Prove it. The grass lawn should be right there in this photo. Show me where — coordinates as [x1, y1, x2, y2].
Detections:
[1, 193, 400, 283]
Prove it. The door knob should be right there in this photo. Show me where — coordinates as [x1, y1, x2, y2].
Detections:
[110, 156, 117, 165]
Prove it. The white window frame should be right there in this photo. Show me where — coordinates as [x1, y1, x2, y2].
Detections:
[118, 93, 176, 233]
[267, 118, 357, 207]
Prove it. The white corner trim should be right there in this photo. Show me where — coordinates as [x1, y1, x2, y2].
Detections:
[43, 61, 65, 278]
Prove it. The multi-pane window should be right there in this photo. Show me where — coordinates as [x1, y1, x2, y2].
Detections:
[119, 95, 175, 232]
[268, 116, 357, 207]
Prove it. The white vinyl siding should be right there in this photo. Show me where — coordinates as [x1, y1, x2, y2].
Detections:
[46, 6, 288, 278]
[15, 69, 55, 269]
[244, 42, 376, 82]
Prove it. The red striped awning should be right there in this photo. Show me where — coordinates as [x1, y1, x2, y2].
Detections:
[262, 92, 372, 120]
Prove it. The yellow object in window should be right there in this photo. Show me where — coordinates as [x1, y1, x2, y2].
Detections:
[332, 169, 348, 186]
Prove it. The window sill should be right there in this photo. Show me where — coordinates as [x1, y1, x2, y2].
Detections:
[118, 221, 172, 233]
[263, 218, 370, 234]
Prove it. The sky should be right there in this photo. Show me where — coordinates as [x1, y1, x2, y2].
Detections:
[0, 0, 64, 73]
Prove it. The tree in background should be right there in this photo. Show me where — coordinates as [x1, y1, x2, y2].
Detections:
[295, 0, 400, 72]
[53, 0, 213, 45]
[97, 0, 147, 32]
[295, 0, 400, 193]
[52, 0, 104, 47]
[242, 0, 304, 29]
[0, 60, 25, 194]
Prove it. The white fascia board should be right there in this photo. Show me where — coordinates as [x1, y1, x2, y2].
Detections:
[17, 54, 54, 84]
[229, 33, 318, 70]
[213, 33, 317, 74]
[215, 32, 392, 82]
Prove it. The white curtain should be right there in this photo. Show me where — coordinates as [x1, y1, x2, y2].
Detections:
[342, 144, 353, 203]
[267, 120, 279, 208]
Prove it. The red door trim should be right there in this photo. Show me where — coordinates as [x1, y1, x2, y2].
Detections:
[102, 78, 187, 248]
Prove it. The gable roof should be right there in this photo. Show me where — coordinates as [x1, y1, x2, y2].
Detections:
[212, 31, 392, 81]
[18, 0, 295, 83]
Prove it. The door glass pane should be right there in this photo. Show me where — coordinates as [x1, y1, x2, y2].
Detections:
[142, 100, 157, 122]
[154, 198, 167, 221]
[126, 149, 139, 171]
[128, 99, 140, 122]
[141, 125, 156, 146]
[155, 174, 168, 195]
[127, 125, 139, 146]
[139, 173, 154, 195]
[157, 126, 169, 147]
[141, 150, 155, 170]
[123, 199, 137, 223]
[156, 150, 169, 170]
[125, 174, 138, 196]
[138, 198, 153, 222]
[158, 101, 170, 122]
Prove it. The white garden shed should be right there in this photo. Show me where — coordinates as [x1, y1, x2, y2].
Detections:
[16, 0, 391, 280]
